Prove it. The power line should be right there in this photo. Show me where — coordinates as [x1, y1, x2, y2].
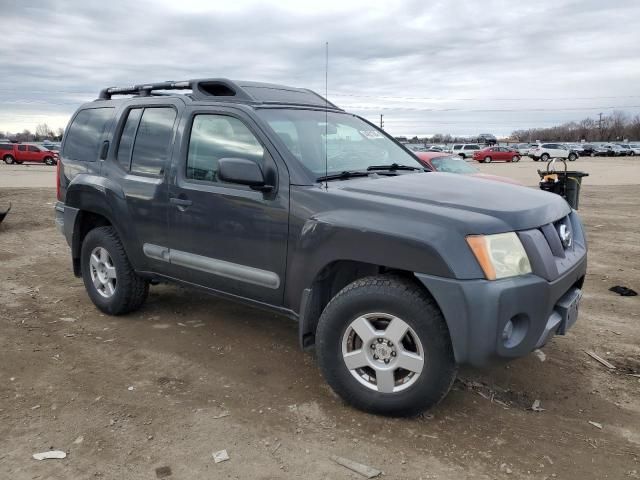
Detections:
[343, 104, 640, 113]
[330, 92, 640, 102]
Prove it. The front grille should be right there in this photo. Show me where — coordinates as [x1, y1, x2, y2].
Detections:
[517, 212, 586, 281]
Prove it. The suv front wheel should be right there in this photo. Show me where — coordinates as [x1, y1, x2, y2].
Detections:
[81, 226, 149, 315]
[3, 155, 15, 164]
[316, 275, 457, 416]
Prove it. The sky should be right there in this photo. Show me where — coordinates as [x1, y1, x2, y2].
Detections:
[1, 0, 640, 137]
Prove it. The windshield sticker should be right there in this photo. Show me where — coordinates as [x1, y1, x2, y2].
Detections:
[359, 130, 384, 139]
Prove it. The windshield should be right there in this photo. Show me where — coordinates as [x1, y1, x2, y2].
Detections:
[257, 109, 422, 177]
[430, 155, 478, 174]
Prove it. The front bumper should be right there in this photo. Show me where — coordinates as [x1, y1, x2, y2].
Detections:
[415, 252, 587, 367]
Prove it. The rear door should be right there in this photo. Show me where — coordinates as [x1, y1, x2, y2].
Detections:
[164, 106, 289, 306]
[16, 144, 28, 162]
[103, 98, 184, 274]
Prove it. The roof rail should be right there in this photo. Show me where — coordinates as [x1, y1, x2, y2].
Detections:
[98, 81, 192, 100]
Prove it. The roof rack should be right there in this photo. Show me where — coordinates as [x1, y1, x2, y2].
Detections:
[98, 81, 193, 100]
[98, 78, 342, 110]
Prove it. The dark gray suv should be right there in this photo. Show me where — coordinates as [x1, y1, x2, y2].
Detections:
[55, 78, 587, 416]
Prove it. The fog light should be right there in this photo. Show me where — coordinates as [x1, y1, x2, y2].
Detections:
[502, 320, 514, 342]
[502, 314, 529, 348]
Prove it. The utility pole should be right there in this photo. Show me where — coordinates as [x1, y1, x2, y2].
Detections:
[598, 112, 603, 140]
[379, 114, 384, 129]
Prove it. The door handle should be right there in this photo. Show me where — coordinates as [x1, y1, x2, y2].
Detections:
[170, 197, 193, 209]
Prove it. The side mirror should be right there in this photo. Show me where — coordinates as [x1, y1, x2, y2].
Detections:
[218, 158, 273, 192]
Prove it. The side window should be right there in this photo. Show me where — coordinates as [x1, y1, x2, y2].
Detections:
[0, 144, 11, 151]
[116, 108, 143, 170]
[130, 107, 177, 176]
[186, 115, 264, 183]
[63, 108, 114, 161]
[18, 145, 27, 151]
[29, 146, 39, 152]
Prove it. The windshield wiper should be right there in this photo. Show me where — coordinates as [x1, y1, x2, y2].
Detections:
[366, 163, 422, 172]
[316, 170, 370, 182]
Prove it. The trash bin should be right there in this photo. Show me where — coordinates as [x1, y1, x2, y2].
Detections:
[538, 159, 589, 210]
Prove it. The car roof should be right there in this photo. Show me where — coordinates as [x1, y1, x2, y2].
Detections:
[93, 78, 342, 111]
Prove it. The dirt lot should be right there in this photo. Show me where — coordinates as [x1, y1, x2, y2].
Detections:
[0, 158, 638, 479]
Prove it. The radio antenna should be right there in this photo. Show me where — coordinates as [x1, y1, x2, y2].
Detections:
[324, 41, 329, 190]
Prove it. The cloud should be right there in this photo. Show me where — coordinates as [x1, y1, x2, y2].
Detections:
[1, 0, 639, 136]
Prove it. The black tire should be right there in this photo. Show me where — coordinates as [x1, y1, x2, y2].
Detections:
[484, 156, 492, 163]
[541, 153, 550, 161]
[629, 151, 635, 156]
[44, 156, 55, 166]
[3, 155, 15, 165]
[512, 155, 520, 162]
[81, 226, 149, 315]
[316, 275, 457, 416]
[568, 153, 577, 161]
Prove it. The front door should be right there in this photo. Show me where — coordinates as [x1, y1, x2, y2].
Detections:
[165, 108, 289, 306]
[28, 145, 42, 162]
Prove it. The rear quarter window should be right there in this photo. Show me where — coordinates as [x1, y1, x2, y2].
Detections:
[0, 144, 13, 150]
[63, 107, 114, 161]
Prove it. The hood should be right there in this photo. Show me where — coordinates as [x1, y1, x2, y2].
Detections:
[333, 172, 570, 233]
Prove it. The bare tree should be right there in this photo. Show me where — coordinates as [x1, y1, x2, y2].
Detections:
[15, 129, 34, 142]
[625, 115, 640, 141]
[35, 123, 55, 141]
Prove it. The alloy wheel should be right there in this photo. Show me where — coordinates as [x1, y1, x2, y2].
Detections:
[341, 313, 425, 393]
[89, 246, 117, 298]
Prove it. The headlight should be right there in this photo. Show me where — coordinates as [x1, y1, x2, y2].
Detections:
[466, 232, 532, 280]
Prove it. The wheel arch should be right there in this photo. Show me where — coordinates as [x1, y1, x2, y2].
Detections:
[297, 260, 438, 350]
[65, 179, 137, 277]
[70, 209, 114, 276]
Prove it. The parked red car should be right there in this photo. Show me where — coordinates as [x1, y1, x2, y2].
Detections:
[472, 146, 521, 163]
[0, 143, 59, 165]
[414, 152, 523, 185]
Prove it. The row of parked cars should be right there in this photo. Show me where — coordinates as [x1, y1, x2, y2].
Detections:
[513, 142, 639, 158]
[407, 141, 639, 164]
[0, 141, 61, 165]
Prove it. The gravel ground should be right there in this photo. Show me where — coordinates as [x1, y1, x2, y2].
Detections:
[0, 159, 638, 479]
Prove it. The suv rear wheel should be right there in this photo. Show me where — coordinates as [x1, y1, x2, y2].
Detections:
[541, 153, 550, 161]
[81, 226, 149, 315]
[3, 155, 15, 164]
[316, 275, 457, 416]
[568, 153, 577, 161]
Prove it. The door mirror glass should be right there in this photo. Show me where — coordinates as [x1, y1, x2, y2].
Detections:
[218, 158, 272, 191]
